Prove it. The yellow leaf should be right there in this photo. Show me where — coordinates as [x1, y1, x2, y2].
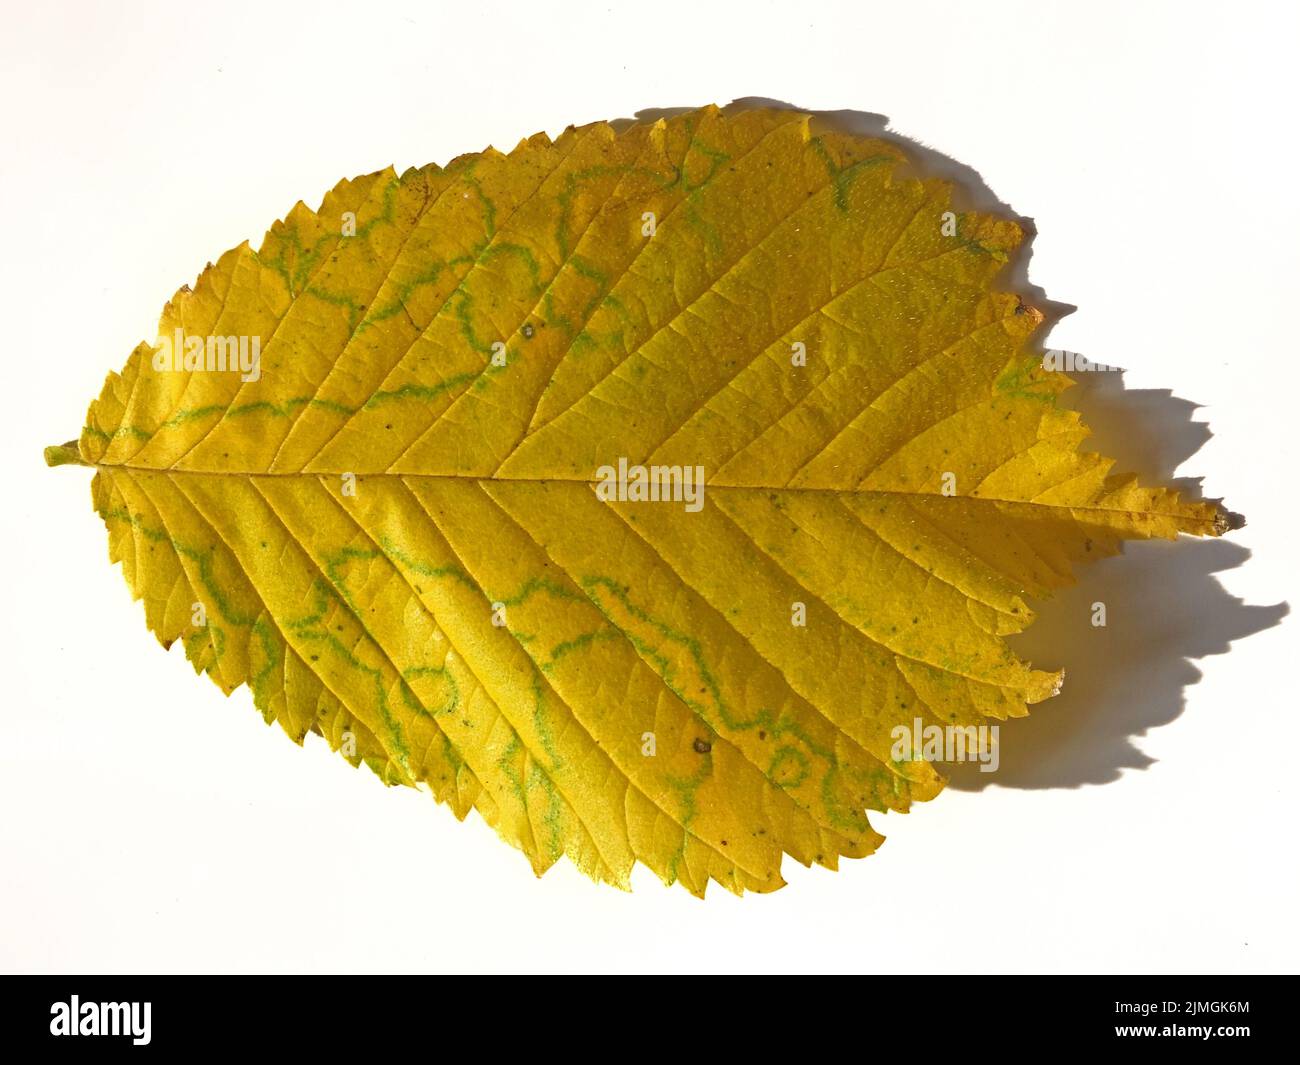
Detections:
[48, 106, 1230, 895]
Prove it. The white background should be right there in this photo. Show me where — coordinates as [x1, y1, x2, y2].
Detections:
[1, 0, 1296, 975]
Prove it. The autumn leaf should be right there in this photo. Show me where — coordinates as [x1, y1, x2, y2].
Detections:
[46, 106, 1230, 895]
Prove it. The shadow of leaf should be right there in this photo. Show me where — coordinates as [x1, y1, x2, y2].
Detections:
[948, 536, 1285, 790]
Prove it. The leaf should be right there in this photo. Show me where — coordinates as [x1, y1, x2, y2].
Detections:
[48, 106, 1230, 895]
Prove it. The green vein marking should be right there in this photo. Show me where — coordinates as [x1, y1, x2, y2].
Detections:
[288, 569, 472, 775]
[567, 254, 611, 323]
[363, 371, 482, 412]
[300, 283, 367, 332]
[84, 137, 742, 447]
[84, 372, 489, 442]
[184, 619, 225, 667]
[102, 504, 413, 784]
[283, 579, 412, 768]
[376, 527, 888, 856]
[808, 137, 895, 213]
[319, 549, 459, 725]
[401, 665, 461, 718]
[355, 260, 451, 335]
[254, 174, 402, 298]
[464, 171, 496, 238]
[447, 241, 546, 358]
[86, 164, 504, 448]
[580, 575, 882, 833]
[374, 544, 567, 772]
[526, 668, 563, 771]
[684, 200, 723, 258]
[99, 500, 873, 884]
[496, 732, 565, 863]
[229, 397, 353, 419]
[97, 505, 277, 701]
[373, 535, 477, 592]
[553, 161, 678, 258]
[493, 575, 586, 607]
[540, 628, 621, 673]
[680, 140, 729, 192]
[995, 352, 1059, 404]
[345, 536, 572, 842]
[360, 533, 821, 873]
[95, 510, 462, 779]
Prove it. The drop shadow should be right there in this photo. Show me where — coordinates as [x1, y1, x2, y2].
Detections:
[948, 535, 1285, 789]
[947, 369, 1286, 790]
[624, 96, 1287, 789]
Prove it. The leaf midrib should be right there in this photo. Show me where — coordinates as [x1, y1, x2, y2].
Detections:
[71, 463, 1221, 529]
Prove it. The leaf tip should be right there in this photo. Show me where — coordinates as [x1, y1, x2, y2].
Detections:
[1218, 508, 1247, 534]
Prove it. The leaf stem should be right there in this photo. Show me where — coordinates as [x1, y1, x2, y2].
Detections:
[44, 440, 88, 467]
